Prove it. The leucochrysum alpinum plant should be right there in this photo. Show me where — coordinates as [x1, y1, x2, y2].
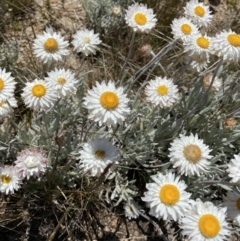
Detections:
[1, 0, 240, 240]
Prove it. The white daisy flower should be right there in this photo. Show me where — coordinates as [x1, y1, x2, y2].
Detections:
[83, 81, 130, 126]
[181, 199, 230, 241]
[227, 154, 240, 184]
[223, 191, 240, 226]
[124, 200, 141, 220]
[14, 148, 48, 180]
[184, 34, 212, 61]
[21, 79, 57, 111]
[203, 74, 222, 92]
[0, 165, 22, 194]
[79, 137, 119, 177]
[184, 0, 213, 27]
[169, 133, 212, 176]
[142, 172, 191, 221]
[171, 17, 199, 42]
[33, 26, 69, 63]
[190, 56, 209, 72]
[45, 68, 78, 98]
[125, 3, 157, 33]
[0, 97, 17, 116]
[72, 29, 101, 56]
[0, 68, 16, 101]
[211, 29, 240, 62]
[145, 76, 179, 108]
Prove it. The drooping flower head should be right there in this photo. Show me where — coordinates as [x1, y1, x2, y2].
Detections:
[124, 199, 141, 220]
[79, 137, 119, 177]
[171, 17, 199, 42]
[142, 172, 191, 221]
[0, 68, 16, 101]
[227, 154, 240, 184]
[181, 199, 230, 241]
[0, 165, 22, 194]
[145, 76, 179, 108]
[72, 29, 101, 56]
[211, 29, 240, 62]
[184, 0, 213, 27]
[83, 81, 130, 126]
[169, 133, 212, 176]
[203, 74, 222, 92]
[125, 3, 157, 33]
[223, 191, 240, 226]
[14, 148, 48, 180]
[33, 26, 69, 63]
[45, 68, 78, 98]
[21, 79, 57, 111]
[0, 97, 17, 116]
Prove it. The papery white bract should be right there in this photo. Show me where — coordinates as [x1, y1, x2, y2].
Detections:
[169, 133, 212, 176]
[79, 137, 119, 177]
[0, 68, 16, 101]
[184, 0, 213, 27]
[21, 79, 57, 111]
[142, 172, 191, 221]
[33, 27, 69, 63]
[15, 148, 48, 179]
[45, 68, 78, 98]
[72, 29, 101, 56]
[145, 76, 179, 108]
[181, 199, 230, 241]
[124, 200, 141, 220]
[83, 81, 130, 126]
[227, 154, 240, 183]
[125, 3, 157, 33]
[0, 165, 22, 194]
[0, 97, 17, 116]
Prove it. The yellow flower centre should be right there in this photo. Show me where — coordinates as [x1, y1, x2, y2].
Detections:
[57, 77, 66, 85]
[134, 12, 147, 25]
[194, 6, 205, 17]
[100, 91, 119, 109]
[0, 101, 5, 106]
[236, 198, 240, 210]
[227, 34, 240, 47]
[0, 78, 5, 90]
[181, 24, 192, 35]
[157, 85, 168, 96]
[44, 38, 59, 53]
[31, 84, 46, 97]
[95, 150, 105, 160]
[1, 174, 11, 184]
[183, 144, 202, 163]
[159, 184, 180, 205]
[83, 37, 90, 43]
[196, 37, 209, 49]
[198, 214, 220, 238]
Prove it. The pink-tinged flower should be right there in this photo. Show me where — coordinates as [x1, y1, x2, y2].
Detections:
[15, 148, 48, 179]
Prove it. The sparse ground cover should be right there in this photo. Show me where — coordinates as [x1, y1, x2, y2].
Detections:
[1, 0, 240, 240]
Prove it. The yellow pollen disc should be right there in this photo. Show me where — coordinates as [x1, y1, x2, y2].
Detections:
[31, 84, 46, 97]
[159, 184, 180, 205]
[134, 13, 147, 25]
[0, 101, 5, 107]
[57, 77, 66, 85]
[100, 91, 119, 109]
[1, 174, 11, 184]
[227, 34, 240, 47]
[198, 214, 220, 238]
[236, 198, 240, 210]
[194, 6, 205, 17]
[181, 24, 192, 35]
[95, 150, 105, 160]
[183, 144, 202, 163]
[0, 78, 5, 90]
[83, 37, 90, 43]
[157, 85, 168, 96]
[44, 38, 59, 52]
[196, 37, 209, 49]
